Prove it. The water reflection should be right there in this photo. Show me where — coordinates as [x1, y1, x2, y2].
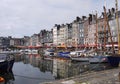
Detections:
[39, 59, 53, 73]
[38, 57, 111, 79]
[20, 54, 111, 79]
[1, 54, 112, 84]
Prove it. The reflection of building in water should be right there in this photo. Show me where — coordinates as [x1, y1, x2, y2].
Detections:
[22, 54, 41, 67]
[14, 54, 23, 62]
[68, 62, 89, 77]
[45, 60, 53, 72]
[22, 55, 30, 64]
[15, 54, 93, 79]
[39, 59, 53, 73]
[53, 58, 71, 79]
[53, 58, 89, 79]
[29, 55, 40, 67]
[21, 54, 90, 79]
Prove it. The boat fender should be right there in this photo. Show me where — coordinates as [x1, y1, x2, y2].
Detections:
[0, 77, 4, 83]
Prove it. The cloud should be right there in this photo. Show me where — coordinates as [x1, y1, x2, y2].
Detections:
[0, 0, 119, 37]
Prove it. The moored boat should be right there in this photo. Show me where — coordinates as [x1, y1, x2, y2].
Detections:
[44, 49, 55, 57]
[104, 0, 120, 67]
[107, 54, 120, 67]
[71, 57, 89, 62]
[0, 53, 15, 72]
[89, 55, 108, 64]
[57, 52, 70, 58]
[70, 50, 89, 62]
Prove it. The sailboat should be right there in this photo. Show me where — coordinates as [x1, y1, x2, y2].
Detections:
[88, 11, 108, 64]
[106, 0, 120, 67]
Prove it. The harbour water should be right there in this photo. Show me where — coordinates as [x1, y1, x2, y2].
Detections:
[0, 54, 113, 84]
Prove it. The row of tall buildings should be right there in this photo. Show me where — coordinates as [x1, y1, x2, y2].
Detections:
[0, 7, 120, 51]
[53, 7, 120, 51]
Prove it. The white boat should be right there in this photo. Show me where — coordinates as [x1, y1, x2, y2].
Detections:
[31, 50, 38, 54]
[20, 49, 38, 54]
[70, 50, 89, 62]
[21, 49, 32, 54]
[44, 49, 55, 56]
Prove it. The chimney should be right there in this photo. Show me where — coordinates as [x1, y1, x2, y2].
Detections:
[89, 14, 92, 19]
[61, 24, 64, 27]
[108, 9, 111, 15]
[66, 23, 69, 26]
[57, 25, 60, 30]
[111, 8, 115, 14]
[76, 16, 80, 21]
[82, 16, 86, 20]
[54, 24, 58, 27]
[89, 14, 92, 24]
[102, 12, 105, 17]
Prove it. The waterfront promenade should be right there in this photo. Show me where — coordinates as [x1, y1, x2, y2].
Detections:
[42, 67, 120, 84]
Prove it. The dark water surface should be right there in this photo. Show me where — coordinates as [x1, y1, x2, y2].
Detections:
[0, 54, 112, 84]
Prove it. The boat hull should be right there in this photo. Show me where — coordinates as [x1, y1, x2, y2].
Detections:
[0, 53, 15, 72]
[0, 61, 8, 72]
[58, 52, 70, 59]
[89, 56, 108, 64]
[8, 59, 15, 72]
[107, 56, 120, 67]
[71, 57, 89, 62]
[0, 59, 14, 72]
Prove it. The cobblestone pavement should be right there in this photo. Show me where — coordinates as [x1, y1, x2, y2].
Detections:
[41, 68, 120, 84]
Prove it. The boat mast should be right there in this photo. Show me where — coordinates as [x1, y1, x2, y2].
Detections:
[103, 0, 107, 51]
[115, 0, 120, 54]
[103, 10, 107, 51]
[95, 11, 98, 52]
[103, 6, 115, 53]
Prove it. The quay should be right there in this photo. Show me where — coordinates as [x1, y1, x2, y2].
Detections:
[41, 67, 120, 84]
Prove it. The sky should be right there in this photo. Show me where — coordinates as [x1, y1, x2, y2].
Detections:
[0, 0, 119, 38]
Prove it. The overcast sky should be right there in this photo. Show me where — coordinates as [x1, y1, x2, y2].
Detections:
[0, 0, 119, 38]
